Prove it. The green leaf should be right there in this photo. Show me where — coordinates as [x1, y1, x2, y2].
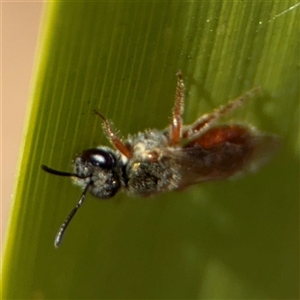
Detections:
[3, 1, 299, 299]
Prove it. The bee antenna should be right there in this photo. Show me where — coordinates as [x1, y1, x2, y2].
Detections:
[41, 164, 76, 177]
[54, 181, 91, 247]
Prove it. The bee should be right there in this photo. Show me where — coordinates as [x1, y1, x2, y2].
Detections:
[42, 71, 279, 247]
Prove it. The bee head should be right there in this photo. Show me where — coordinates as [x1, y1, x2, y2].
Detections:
[41, 147, 124, 247]
[73, 147, 122, 199]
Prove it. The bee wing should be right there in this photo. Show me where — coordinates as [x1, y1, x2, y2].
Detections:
[166, 131, 279, 190]
[166, 146, 227, 189]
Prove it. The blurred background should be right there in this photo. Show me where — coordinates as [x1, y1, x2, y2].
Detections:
[2, 1, 44, 253]
[2, 2, 298, 298]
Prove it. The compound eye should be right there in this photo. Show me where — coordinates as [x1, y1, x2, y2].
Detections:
[81, 148, 116, 169]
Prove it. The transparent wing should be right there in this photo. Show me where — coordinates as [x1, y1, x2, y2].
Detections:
[166, 125, 279, 190]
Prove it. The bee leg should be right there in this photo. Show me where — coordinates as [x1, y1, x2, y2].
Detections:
[169, 70, 185, 145]
[94, 110, 132, 158]
[182, 86, 261, 139]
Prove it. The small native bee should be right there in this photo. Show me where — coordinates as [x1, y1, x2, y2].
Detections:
[42, 71, 279, 247]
